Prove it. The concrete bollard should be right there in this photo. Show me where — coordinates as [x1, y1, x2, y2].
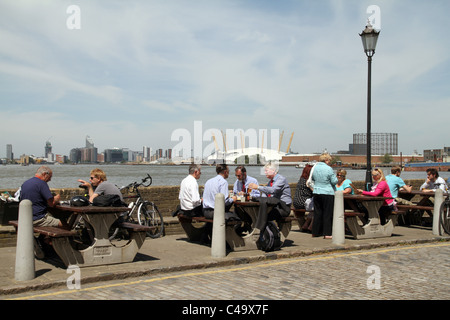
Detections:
[433, 189, 444, 236]
[332, 190, 345, 245]
[211, 193, 226, 258]
[15, 200, 35, 281]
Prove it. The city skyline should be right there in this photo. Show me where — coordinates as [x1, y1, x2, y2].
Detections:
[1, 1, 449, 157]
[3, 132, 445, 163]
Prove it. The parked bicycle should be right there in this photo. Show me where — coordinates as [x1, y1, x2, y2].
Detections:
[109, 174, 164, 240]
[440, 195, 450, 235]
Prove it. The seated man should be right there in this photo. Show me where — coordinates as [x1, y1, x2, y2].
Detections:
[248, 163, 292, 231]
[233, 166, 260, 198]
[202, 164, 239, 221]
[179, 164, 203, 217]
[78, 168, 123, 203]
[20, 166, 65, 227]
[420, 168, 448, 193]
[386, 166, 413, 205]
[418, 168, 448, 208]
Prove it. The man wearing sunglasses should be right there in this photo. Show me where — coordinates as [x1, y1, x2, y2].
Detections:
[78, 168, 123, 203]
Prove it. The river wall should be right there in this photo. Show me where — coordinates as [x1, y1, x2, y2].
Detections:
[0, 179, 428, 226]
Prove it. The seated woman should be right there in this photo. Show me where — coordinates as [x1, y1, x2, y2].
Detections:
[293, 164, 314, 232]
[356, 168, 395, 225]
[335, 169, 354, 194]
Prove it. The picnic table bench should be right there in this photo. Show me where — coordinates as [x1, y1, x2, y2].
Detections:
[11, 204, 153, 267]
[343, 195, 404, 239]
[293, 195, 405, 239]
[177, 214, 240, 244]
[178, 201, 296, 251]
[397, 190, 449, 225]
[9, 220, 77, 238]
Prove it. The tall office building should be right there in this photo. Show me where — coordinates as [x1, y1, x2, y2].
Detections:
[86, 136, 95, 148]
[143, 146, 151, 162]
[45, 140, 52, 158]
[6, 144, 13, 161]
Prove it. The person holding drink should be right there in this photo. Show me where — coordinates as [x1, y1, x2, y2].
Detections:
[248, 163, 292, 232]
[233, 166, 260, 200]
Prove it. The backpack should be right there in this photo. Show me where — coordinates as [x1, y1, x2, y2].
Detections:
[256, 221, 282, 252]
[92, 194, 126, 207]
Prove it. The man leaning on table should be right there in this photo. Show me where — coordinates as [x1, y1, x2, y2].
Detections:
[233, 165, 260, 198]
[416, 168, 448, 208]
[20, 165, 65, 227]
[78, 168, 123, 203]
[420, 168, 448, 193]
[202, 164, 240, 221]
[386, 166, 413, 205]
[248, 163, 292, 232]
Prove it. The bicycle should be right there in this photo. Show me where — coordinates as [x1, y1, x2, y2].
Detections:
[439, 195, 450, 235]
[109, 174, 164, 240]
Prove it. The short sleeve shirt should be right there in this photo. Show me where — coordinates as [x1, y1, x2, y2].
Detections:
[20, 177, 53, 221]
[386, 174, 405, 198]
[94, 181, 123, 201]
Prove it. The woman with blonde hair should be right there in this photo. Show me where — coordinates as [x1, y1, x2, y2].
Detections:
[356, 168, 394, 224]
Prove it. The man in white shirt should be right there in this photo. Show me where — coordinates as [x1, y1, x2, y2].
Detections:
[420, 168, 448, 192]
[179, 164, 203, 217]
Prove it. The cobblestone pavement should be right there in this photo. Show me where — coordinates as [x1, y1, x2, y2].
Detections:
[3, 242, 450, 301]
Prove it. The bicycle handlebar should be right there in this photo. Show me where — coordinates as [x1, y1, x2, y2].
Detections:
[120, 174, 153, 192]
[142, 174, 152, 187]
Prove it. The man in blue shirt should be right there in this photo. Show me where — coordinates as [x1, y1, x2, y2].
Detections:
[233, 166, 260, 198]
[202, 164, 239, 221]
[386, 166, 412, 204]
[20, 166, 64, 227]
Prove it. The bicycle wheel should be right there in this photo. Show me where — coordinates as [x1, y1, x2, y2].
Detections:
[138, 202, 164, 238]
[440, 200, 450, 235]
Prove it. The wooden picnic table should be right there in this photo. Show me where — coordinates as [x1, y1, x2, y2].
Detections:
[398, 190, 436, 202]
[343, 195, 399, 239]
[232, 200, 294, 250]
[397, 190, 449, 225]
[178, 200, 295, 251]
[43, 204, 150, 267]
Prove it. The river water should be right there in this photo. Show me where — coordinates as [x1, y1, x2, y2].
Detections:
[1, 164, 448, 190]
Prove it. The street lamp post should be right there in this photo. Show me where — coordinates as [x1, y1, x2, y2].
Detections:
[360, 20, 380, 191]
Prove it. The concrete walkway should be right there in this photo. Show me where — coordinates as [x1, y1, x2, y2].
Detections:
[0, 224, 448, 296]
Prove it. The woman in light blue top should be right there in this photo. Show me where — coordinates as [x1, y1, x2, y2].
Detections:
[335, 169, 354, 194]
[311, 153, 338, 239]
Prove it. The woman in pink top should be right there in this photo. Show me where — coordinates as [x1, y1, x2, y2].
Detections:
[356, 168, 394, 224]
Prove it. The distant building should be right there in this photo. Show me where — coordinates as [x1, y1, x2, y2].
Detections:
[6, 144, 13, 161]
[424, 147, 450, 162]
[104, 148, 124, 163]
[143, 146, 151, 162]
[55, 154, 66, 163]
[352, 133, 398, 155]
[69, 136, 98, 163]
[69, 148, 81, 163]
[45, 140, 52, 158]
[86, 136, 95, 149]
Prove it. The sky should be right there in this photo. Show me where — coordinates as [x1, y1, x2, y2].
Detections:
[1, 0, 449, 159]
